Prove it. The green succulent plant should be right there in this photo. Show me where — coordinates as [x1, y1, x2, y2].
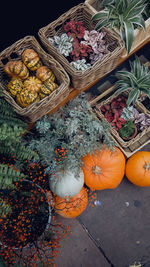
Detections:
[118, 120, 136, 139]
[114, 56, 150, 106]
[92, 0, 147, 54]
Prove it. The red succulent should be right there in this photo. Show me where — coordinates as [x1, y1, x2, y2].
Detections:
[71, 38, 93, 61]
[64, 20, 86, 40]
[111, 112, 126, 131]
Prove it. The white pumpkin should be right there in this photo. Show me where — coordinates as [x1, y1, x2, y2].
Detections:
[49, 170, 84, 198]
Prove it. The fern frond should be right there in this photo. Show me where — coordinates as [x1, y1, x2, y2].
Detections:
[0, 164, 24, 189]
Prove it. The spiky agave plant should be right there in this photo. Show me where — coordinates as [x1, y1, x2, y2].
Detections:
[92, 0, 147, 54]
[114, 56, 150, 106]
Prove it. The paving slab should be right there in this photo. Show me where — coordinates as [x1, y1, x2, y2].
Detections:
[78, 175, 150, 267]
[54, 215, 111, 267]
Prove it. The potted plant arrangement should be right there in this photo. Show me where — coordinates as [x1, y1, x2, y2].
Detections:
[26, 93, 127, 217]
[38, 3, 124, 89]
[27, 93, 114, 176]
[94, 56, 150, 148]
[91, 0, 150, 56]
[25, 94, 114, 209]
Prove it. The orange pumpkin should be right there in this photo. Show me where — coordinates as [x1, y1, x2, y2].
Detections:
[126, 151, 150, 187]
[22, 49, 42, 71]
[23, 76, 42, 93]
[82, 146, 125, 190]
[4, 60, 29, 80]
[36, 66, 55, 82]
[7, 77, 23, 98]
[16, 88, 40, 108]
[54, 187, 88, 218]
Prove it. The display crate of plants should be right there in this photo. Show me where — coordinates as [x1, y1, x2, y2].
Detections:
[90, 56, 150, 157]
[85, 0, 150, 57]
[0, 36, 70, 123]
[38, 3, 124, 90]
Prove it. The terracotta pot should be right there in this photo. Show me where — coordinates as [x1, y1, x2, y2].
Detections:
[120, 124, 138, 141]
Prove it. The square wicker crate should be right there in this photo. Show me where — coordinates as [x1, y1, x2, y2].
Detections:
[89, 85, 150, 158]
[38, 3, 124, 90]
[0, 36, 70, 123]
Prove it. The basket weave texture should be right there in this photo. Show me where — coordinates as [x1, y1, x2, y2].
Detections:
[94, 88, 150, 148]
[0, 36, 70, 123]
[38, 3, 124, 90]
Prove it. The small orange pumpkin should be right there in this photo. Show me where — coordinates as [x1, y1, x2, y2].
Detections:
[4, 60, 29, 80]
[16, 88, 40, 108]
[126, 151, 150, 187]
[54, 187, 88, 218]
[23, 76, 42, 93]
[36, 66, 55, 82]
[7, 77, 23, 97]
[82, 146, 125, 190]
[22, 49, 42, 71]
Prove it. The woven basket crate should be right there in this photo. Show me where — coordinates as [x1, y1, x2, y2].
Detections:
[38, 3, 124, 90]
[93, 87, 150, 149]
[0, 36, 70, 123]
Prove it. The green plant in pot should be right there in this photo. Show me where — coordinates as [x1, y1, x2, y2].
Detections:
[92, 0, 147, 54]
[28, 93, 114, 198]
[118, 120, 137, 140]
[114, 56, 150, 106]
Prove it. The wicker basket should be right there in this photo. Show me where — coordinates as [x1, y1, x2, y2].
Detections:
[93, 87, 150, 148]
[0, 36, 70, 123]
[38, 3, 124, 90]
[85, 0, 150, 58]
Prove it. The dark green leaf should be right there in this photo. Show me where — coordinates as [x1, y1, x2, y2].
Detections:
[123, 20, 134, 54]
[126, 89, 138, 106]
[92, 11, 108, 21]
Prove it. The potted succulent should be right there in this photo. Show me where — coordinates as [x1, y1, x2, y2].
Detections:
[118, 120, 137, 140]
[91, 0, 150, 56]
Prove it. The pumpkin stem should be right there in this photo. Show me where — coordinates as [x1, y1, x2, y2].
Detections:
[92, 165, 101, 175]
[144, 163, 150, 171]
